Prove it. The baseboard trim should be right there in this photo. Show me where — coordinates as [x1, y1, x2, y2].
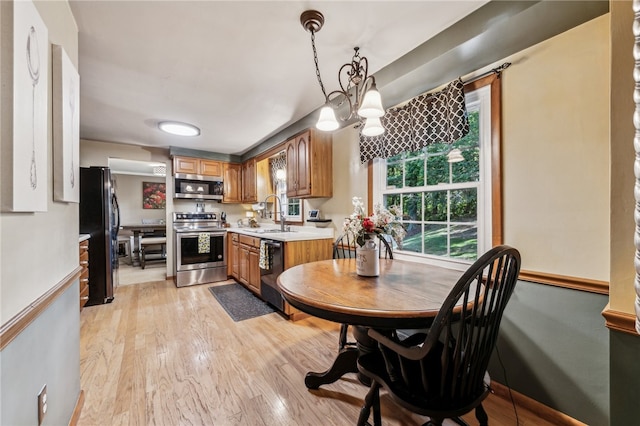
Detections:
[68, 390, 85, 426]
[602, 304, 638, 336]
[0, 266, 82, 351]
[491, 381, 586, 426]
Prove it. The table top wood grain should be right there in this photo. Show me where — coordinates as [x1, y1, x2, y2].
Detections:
[277, 258, 465, 329]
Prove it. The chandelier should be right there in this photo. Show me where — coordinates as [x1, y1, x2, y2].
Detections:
[300, 10, 386, 137]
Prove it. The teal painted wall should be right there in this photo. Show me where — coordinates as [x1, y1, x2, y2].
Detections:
[610, 331, 640, 426]
[489, 280, 609, 425]
[0, 284, 81, 425]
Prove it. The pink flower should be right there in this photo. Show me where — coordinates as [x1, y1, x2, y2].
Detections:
[362, 217, 375, 233]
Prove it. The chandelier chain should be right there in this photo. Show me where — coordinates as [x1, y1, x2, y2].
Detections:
[310, 30, 328, 100]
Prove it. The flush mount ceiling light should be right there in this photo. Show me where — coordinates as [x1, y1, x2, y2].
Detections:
[300, 10, 385, 135]
[158, 121, 200, 137]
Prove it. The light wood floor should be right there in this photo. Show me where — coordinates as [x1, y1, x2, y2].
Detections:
[79, 278, 557, 426]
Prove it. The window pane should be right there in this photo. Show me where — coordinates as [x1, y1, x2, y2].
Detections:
[386, 163, 403, 189]
[426, 143, 448, 155]
[423, 191, 447, 222]
[450, 189, 477, 222]
[384, 194, 401, 209]
[405, 148, 424, 159]
[405, 158, 424, 187]
[452, 147, 480, 183]
[426, 154, 448, 185]
[450, 224, 477, 260]
[402, 193, 422, 221]
[424, 224, 448, 256]
[400, 223, 422, 253]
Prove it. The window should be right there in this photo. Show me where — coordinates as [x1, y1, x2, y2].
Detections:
[275, 178, 303, 223]
[373, 78, 498, 266]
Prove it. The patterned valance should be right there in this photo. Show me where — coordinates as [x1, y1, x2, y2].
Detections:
[359, 78, 469, 163]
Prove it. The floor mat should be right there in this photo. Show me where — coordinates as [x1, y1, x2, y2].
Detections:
[208, 283, 275, 322]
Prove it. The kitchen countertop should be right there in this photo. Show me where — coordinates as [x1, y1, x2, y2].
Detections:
[79, 234, 91, 242]
[228, 227, 334, 242]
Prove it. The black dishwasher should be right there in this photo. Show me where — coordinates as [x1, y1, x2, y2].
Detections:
[260, 240, 285, 312]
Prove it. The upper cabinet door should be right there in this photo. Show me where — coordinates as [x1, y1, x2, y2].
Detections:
[200, 160, 222, 177]
[173, 156, 199, 175]
[242, 159, 257, 203]
[222, 162, 242, 203]
[286, 129, 332, 199]
[294, 131, 311, 197]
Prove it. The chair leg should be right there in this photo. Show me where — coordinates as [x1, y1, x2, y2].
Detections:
[140, 246, 146, 269]
[475, 403, 488, 426]
[357, 381, 381, 426]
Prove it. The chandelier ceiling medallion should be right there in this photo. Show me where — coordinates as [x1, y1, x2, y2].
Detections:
[300, 10, 386, 137]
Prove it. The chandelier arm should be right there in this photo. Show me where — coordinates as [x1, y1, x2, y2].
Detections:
[326, 88, 355, 121]
[310, 30, 328, 100]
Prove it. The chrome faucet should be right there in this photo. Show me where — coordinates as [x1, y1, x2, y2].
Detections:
[264, 194, 286, 232]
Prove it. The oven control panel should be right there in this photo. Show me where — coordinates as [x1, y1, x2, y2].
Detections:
[174, 212, 217, 222]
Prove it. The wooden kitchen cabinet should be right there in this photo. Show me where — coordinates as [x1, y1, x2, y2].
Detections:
[223, 163, 242, 203]
[242, 159, 257, 203]
[79, 239, 90, 311]
[285, 128, 332, 198]
[173, 156, 222, 177]
[228, 232, 239, 278]
[282, 238, 333, 320]
[238, 234, 261, 294]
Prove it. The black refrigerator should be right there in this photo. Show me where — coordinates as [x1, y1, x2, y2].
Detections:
[80, 167, 119, 305]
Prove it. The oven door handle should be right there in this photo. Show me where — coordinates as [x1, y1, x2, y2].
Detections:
[176, 231, 226, 238]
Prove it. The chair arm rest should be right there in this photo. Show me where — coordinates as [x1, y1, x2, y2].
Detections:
[368, 328, 435, 361]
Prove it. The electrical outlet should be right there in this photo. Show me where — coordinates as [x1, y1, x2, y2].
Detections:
[37, 384, 47, 425]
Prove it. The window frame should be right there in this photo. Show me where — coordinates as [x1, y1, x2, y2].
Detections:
[370, 74, 503, 269]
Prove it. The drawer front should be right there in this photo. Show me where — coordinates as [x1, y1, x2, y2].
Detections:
[80, 250, 89, 265]
[231, 233, 239, 242]
[239, 234, 260, 247]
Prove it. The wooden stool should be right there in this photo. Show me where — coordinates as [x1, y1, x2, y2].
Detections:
[117, 235, 131, 265]
[139, 236, 166, 269]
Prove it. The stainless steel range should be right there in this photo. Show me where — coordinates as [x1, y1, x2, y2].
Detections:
[173, 212, 227, 287]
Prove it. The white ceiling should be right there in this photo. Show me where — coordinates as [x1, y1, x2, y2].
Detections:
[69, 1, 490, 156]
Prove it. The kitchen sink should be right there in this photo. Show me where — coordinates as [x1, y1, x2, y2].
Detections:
[245, 228, 295, 234]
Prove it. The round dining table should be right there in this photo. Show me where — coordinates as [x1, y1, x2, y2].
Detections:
[277, 257, 465, 389]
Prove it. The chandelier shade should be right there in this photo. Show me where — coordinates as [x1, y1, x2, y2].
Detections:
[362, 117, 385, 137]
[316, 105, 340, 131]
[357, 84, 384, 118]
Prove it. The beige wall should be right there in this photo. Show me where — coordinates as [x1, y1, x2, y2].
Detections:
[304, 125, 368, 234]
[501, 15, 610, 281]
[113, 174, 166, 225]
[0, 1, 79, 323]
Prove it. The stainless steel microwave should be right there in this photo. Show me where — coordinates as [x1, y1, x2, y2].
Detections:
[174, 173, 223, 200]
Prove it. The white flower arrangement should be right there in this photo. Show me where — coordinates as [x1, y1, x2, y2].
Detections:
[343, 197, 406, 247]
